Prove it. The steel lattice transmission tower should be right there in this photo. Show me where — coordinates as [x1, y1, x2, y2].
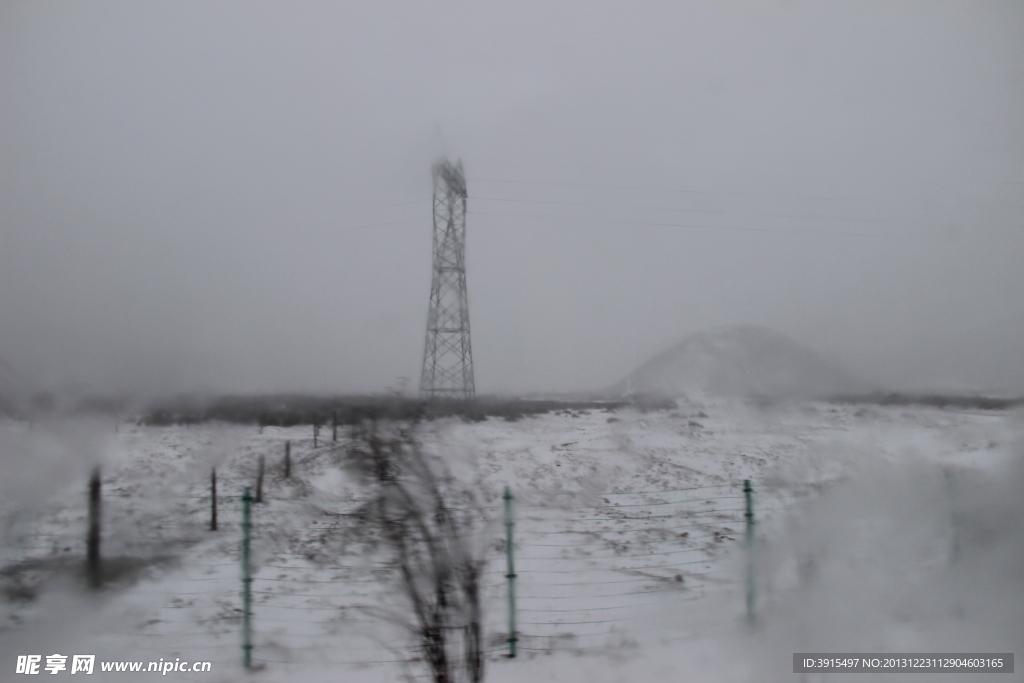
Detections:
[420, 158, 475, 400]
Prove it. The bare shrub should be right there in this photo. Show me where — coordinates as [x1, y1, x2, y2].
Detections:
[346, 419, 486, 683]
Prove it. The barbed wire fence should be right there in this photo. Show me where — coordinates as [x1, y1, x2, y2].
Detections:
[484, 481, 816, 657]
[1, 438, 818, 676]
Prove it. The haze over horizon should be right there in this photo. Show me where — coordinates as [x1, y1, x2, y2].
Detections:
[2, 1, 1023, 400]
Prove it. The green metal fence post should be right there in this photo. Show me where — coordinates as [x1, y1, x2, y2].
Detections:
[744, 479, 755, 627]
[242, 487, 253, 668]
[503, 486, 518, 658]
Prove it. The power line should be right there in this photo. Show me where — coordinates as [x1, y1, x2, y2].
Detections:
[469, 209, 879, 238]
[473, 194, 725, 216]
[475, 175, 720, 196]
[340, 217, 421, 232]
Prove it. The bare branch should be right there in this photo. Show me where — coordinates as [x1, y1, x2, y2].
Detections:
[346, 420, 488, 683]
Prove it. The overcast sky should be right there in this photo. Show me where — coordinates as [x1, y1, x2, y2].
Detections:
[1, 1, 1023, 398]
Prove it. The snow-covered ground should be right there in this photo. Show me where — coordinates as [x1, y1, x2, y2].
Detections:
[1, 399, 1021, 682]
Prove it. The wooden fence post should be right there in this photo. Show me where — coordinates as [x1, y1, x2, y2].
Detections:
[255, 455, 265, 504]
[210, 467, 218, 531]
[87, 467, 102, 589]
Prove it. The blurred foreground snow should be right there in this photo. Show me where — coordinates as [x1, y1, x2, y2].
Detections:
[1, 399, 1020, 682]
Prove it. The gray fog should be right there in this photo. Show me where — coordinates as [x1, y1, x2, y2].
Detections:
[2, 1, 1022, 399]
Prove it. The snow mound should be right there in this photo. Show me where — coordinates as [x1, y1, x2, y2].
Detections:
[613, 325, 862, 401]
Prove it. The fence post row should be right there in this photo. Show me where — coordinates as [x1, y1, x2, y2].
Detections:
[64, 471, 778, 668]
[744, 479, 755, 627]
[241, 487, 253, 669]
[503, 486, 517, 658]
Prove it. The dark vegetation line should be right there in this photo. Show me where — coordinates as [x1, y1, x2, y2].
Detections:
[9, 390, 1020, 424]
[140, 394, 637, 427]
[826, 392, 1024, 411]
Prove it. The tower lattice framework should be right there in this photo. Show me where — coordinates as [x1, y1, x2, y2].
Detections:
[420, 158, 475, 400]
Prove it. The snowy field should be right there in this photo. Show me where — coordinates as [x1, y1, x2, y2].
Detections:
[1, 399, 1021, 682]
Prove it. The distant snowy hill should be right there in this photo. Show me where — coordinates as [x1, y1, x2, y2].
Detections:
[613, 325, 864, 400]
